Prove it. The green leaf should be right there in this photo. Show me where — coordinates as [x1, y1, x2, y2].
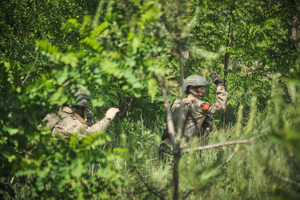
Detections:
[101, 59, 120, 76]
[60, 53, 78, 67]
[110, 51, 121, 59]
[91, 98, 104, 107]
[3, 152, 16, 162]
[132, 82, 143, 89]
[132, 37, 140, 54]
[37, 167, 50, 178]
[80, 132, 108, 150]
[68, 18, 79, 28]
[3, 126, 19, 135]
[36, 179, 45, 191]
[71, 158, 83, 178]
[56, 67, 69, 85]
[90, 21, 110, 39]
[147, 78, 158, 100]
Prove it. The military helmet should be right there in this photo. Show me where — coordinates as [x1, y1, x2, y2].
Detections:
[183, 75, 209, 93]
[72, 84, 91, 108]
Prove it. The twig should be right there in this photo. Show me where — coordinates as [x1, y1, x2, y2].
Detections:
[55, 81, 71, 94]
[180, 190, 192, 200]
[180, 135, 211, 150]
[241, 116, 250, 126]
[193, 189, 215, 200]
[272, 173, 300, 186]
[22, 53, 39, 84]
[26, 8, 33, 17]
[161, 14, 176, 41]
[181, 138, 255, 155]
[218, 151, 236, 169]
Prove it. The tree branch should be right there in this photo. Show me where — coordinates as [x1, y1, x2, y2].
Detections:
[161, 14, 176, 41]
[219, 151, 236, 168]
[26, 8, 33, 17]
[21, 53, 39, 84]
[156, 74, 176, 148]
[181, 138, 255, 155]
[180, 190, 192, 200]
[272, 173, 300, 186]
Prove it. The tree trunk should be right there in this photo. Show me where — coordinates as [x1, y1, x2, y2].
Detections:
[172, 144, 181, 200]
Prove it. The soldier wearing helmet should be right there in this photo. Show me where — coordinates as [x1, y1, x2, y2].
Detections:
[161, 71, 228, 148]
[42, 84, 119, 138]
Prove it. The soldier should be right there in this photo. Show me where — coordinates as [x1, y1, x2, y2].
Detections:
[160, 71, 228, 152]
[42, 85, 119, 138]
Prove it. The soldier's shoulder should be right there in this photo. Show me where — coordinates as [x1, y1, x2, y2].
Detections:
[173, 99, 181, 104]
[43, 112, 59, 121]
[42, 112, 60, 129]
[171, 99, 192, 108]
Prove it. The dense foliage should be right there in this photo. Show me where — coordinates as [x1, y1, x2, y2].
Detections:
[1, 0, 299, 199]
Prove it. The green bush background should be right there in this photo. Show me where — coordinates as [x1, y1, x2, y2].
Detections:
[1, 0, 299, 199]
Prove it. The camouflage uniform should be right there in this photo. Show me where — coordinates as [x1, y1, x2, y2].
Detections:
[164, 85, 228, 145]
[43, 106, 111, 139]
[42, 84, 113, 139]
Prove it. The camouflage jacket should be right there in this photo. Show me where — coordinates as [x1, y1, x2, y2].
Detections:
[164, 85, 228, 145]
[42, 106, 111, 139]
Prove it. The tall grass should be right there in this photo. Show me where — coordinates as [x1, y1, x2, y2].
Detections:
[106, 78, 300, 199]
[1, 76, 299, 199]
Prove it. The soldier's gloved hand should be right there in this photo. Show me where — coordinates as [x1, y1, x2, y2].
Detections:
[209, 71, 224, 86]
[105, 108, 120, 121]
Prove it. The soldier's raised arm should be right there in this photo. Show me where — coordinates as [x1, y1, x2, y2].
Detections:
[87, 108, 119, 132]
[206, 71, 228, 115]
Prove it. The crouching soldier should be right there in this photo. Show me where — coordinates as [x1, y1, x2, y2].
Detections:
[42, 84, 119, 138]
